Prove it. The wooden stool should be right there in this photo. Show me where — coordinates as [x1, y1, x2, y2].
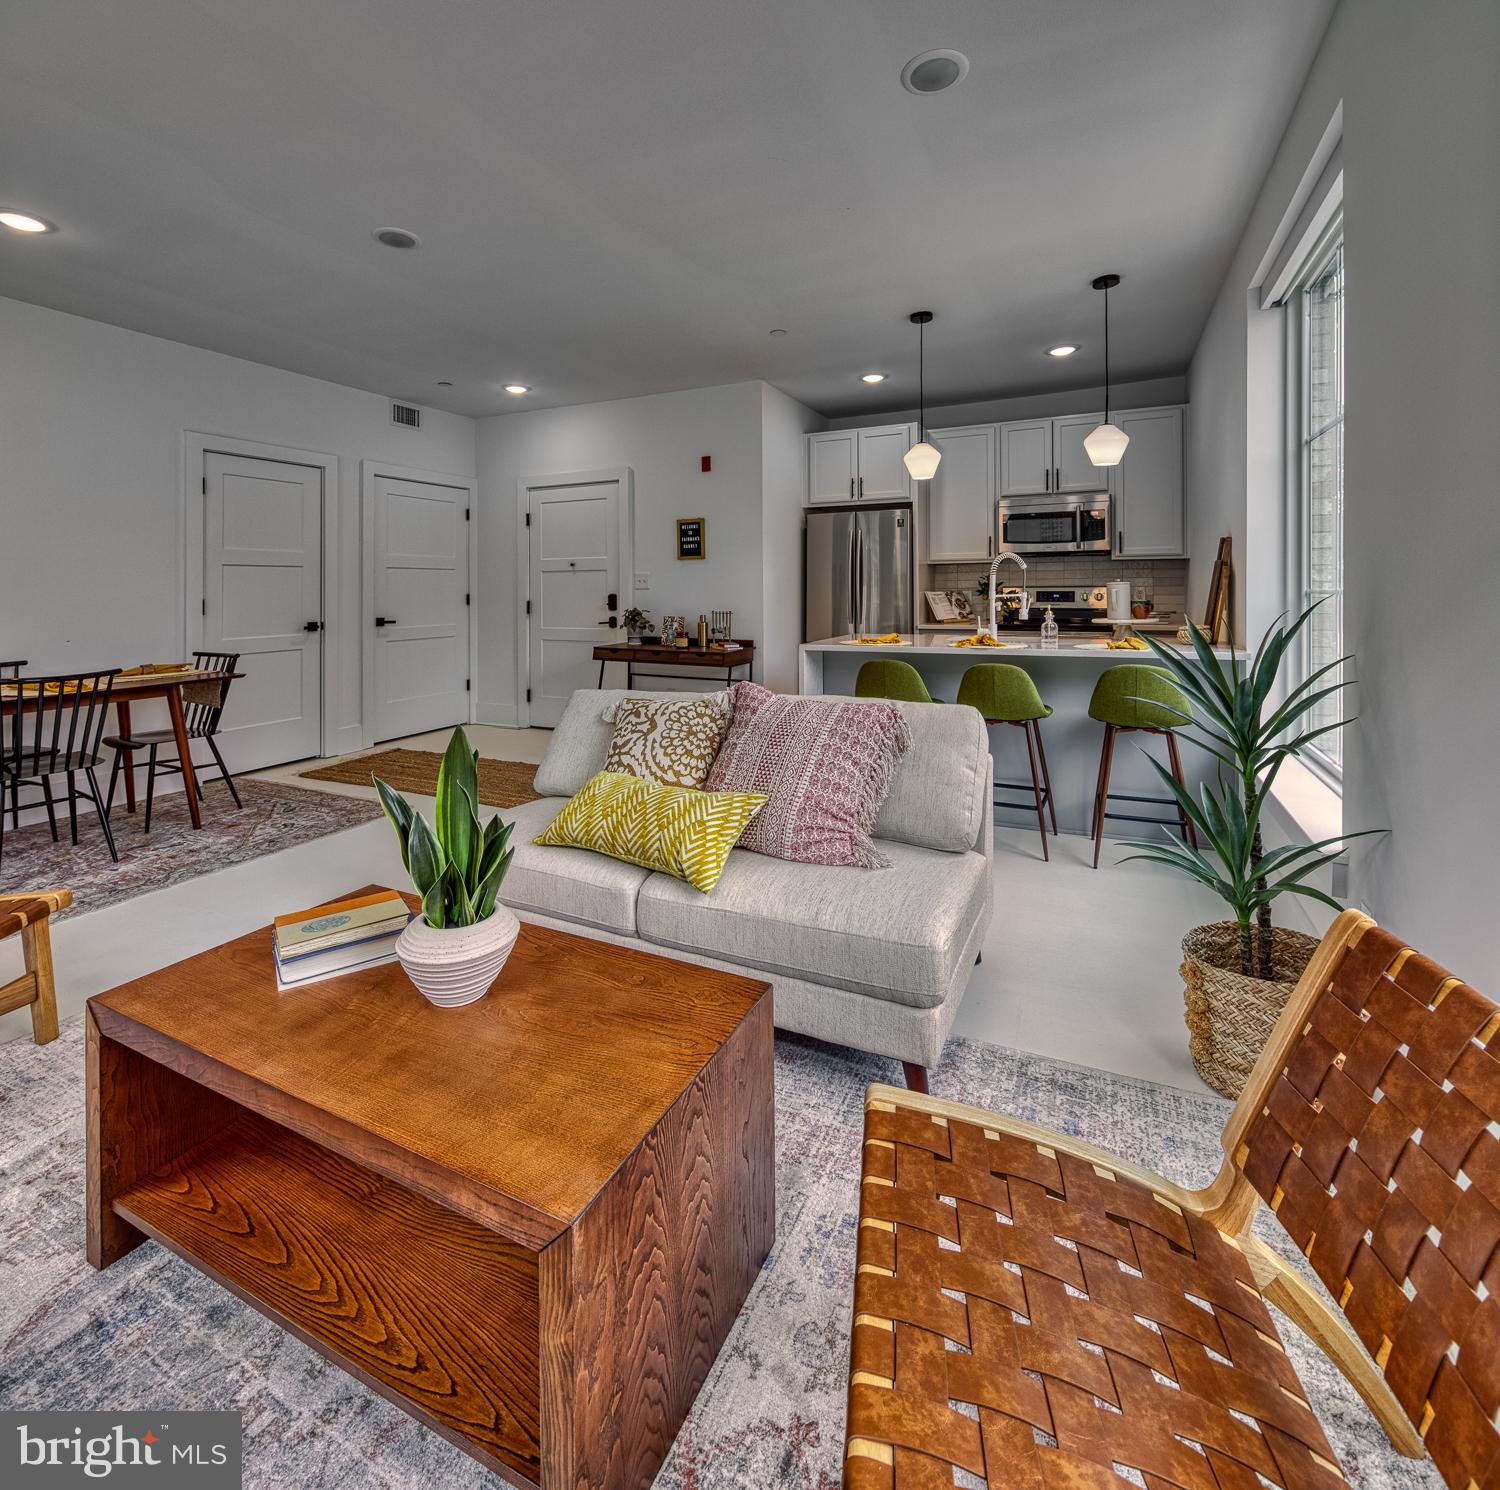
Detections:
[0, 888, 71, 1044]
[956, 664, 1055, 860]
[1087, 663, 1196, 867]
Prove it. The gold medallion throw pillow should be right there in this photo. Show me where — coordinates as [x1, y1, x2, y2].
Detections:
[603, 693, 731, 789]
[533, 771, 766, 893]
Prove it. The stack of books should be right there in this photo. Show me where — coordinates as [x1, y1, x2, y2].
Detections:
[272, 889, 412, 990]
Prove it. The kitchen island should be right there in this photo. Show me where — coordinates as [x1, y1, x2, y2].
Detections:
[800, 632, 1240, 839]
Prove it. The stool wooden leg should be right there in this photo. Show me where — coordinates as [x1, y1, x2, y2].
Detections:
[1022, 721, 1049, 861]
[1092, 724, 1117, 868]
[22, 914, 60, 1046]
[116, 702, 137, 814]
[1165, 732, 1197, 848]
[1033, 720, 1058, 833]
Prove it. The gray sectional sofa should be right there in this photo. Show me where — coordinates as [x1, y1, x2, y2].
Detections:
[497, 688, 994, 1087]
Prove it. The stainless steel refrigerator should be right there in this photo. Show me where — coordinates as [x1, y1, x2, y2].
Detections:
[803, 503, 913, 641]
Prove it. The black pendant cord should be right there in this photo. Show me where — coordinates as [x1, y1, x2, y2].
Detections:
[909, 311, 934, 443]
[1091, 274, 1120, 426]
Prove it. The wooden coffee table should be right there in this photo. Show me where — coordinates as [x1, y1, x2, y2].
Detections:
[86, 893, 775, 1490]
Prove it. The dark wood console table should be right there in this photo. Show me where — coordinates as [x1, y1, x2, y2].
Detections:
[593, 639, 755, 689]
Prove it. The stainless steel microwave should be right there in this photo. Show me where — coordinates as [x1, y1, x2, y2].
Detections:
[996, 494, 1112, 555]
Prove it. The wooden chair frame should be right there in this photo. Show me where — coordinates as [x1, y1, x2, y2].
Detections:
[0, 888, 72, 1045]
[846, 908, 1487, 1488]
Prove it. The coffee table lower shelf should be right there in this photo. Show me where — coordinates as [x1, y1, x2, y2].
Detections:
[113, 1112, 544, 1481]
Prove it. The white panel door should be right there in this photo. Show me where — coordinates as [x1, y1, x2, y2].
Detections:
[856, 424, 916, 501]
[373, 476, 470, 742]
[1113, 406, 1186, 557]
[1053, 413, 1107, 493]
[527, 478, 620, 727]
[998, 420, 1053, 496]
[807, 430, 857, 504]
[926, 426, 995, 561]
[203, 452, 322, 768]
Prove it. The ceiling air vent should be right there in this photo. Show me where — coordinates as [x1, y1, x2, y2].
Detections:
[391, 401, 422, 429]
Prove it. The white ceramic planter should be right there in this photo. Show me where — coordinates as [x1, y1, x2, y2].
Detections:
[394, 905, 521, 1008]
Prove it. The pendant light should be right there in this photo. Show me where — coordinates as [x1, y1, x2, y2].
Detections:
[903, 311, 942, 480]
[1083, 274, 1130, 467]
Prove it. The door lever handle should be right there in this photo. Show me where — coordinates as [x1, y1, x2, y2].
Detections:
[598, 617, 618, 627]
[373, 617, 394, 628]
[304, 620, 324, 632]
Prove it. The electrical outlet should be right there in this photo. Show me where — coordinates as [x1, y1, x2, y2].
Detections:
[634, 572, 650, 590]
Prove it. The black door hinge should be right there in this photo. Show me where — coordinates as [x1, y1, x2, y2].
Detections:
[201, 477, 207, 494]
[525, 599, 531, 615]
[201, 599, 206, 615]
[526, 687, 532, 703]
[466, 592, 471, 606]
[466, 507, 471, 521]
[466, 678, 471, 692]
[525, 511, 531, 527]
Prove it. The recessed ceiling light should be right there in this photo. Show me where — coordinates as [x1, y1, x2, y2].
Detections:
[373, 227, 421, 250]
[0, 211, 54, 234]
[861, 373, 887, 384]
[1048, 345, 1079, 358]
[504, 384, 530, 395]
[900, 49, 969, 95]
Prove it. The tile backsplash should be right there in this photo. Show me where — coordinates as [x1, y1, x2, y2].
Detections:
[927, 556, 1188, 618]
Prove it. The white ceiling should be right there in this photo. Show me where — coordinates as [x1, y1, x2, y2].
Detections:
[0, 0, 1333, 419]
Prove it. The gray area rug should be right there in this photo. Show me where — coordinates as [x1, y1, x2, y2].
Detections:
[0, 780, 382, 915]
[0, 1021, 1440, 1490]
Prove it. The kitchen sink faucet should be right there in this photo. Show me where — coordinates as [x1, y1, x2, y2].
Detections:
[985, 552, 1030, 638]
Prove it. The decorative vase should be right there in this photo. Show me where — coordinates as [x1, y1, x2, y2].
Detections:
[1179, 921, 1320, 1097]
[395, 905, 521, 1008]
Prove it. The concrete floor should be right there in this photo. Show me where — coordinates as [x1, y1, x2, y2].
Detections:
[2, 723, 1222, 1094]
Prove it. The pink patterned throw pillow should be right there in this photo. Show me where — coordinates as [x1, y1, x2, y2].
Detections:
[705, 682, 910, 868]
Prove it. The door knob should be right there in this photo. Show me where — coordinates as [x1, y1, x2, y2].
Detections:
[374, 617, 395, 628]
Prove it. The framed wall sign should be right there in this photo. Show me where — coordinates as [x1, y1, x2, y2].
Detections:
[676, 517, 706, 560]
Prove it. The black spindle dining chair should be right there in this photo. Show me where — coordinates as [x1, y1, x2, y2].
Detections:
[0, 662, 25, 831]
[105, 651, 243, 831]
[0, 669, 121, 866]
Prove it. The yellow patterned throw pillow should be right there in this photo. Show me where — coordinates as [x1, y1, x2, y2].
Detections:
[603, 693, 730, 788]
[534, 771, 767, 893]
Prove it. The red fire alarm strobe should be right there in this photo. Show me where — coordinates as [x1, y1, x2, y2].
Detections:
[700, 455, 712, 473]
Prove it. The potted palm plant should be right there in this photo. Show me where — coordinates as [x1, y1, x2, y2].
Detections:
[374, 727, 519, 1008]
[1121, 604, 1379, 1097]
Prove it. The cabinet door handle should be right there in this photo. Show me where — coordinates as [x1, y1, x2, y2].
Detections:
[850, 477, 855, 499]
[1055, 466, 1060, 491]
[1044, 466, 1050, 492]
[858, 475, 864, 498]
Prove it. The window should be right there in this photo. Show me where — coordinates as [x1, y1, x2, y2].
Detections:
[1294, 229, 1344, 777]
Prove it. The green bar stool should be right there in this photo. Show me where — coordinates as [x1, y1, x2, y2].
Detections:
[1087, 663, 1197, 869]
[855, 659, 939, 704]
[956, 664, 1055, 860]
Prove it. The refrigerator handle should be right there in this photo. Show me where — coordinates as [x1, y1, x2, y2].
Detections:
[856, 527, 866, 636]
[847, 526, 858, 636]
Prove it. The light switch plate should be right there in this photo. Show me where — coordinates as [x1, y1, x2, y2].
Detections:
[634, 573, 651, 590]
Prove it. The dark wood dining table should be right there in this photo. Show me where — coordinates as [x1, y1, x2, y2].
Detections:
[1, 666, 239, 832]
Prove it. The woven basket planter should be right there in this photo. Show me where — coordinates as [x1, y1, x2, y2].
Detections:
[1181, 921, 1321, 1098]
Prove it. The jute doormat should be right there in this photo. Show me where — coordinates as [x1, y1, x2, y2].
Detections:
[298, 748, 542, 809]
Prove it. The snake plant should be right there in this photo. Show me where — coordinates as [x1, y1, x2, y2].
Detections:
[1120, 602, 1380, 978]
[373, 727, 515, 929]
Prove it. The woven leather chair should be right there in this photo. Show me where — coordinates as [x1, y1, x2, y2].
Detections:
[0, 888, 71, 1044]
[842, 909, 1499, 1490]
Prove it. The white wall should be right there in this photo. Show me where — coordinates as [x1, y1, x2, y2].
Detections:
[475, 382, 772, 720]
[825, 375, 1186, 432]
[1187, 0, 1500, 983]
[0, 296, 476, 753]
[760, 384, 827, 693]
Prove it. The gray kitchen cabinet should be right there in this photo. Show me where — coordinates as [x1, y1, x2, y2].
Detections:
[998, 419, 1052, 496]
[806, 424, 915, 504]
[925, 425, 995, 562]
[1112, 406, 1186, 557]
[1053, 413, 1108, 492]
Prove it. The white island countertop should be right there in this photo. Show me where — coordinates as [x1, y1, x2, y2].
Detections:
[800, 632, 1240, 662]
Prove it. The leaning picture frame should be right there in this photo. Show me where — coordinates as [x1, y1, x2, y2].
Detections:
[676, 517, 706, 560]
